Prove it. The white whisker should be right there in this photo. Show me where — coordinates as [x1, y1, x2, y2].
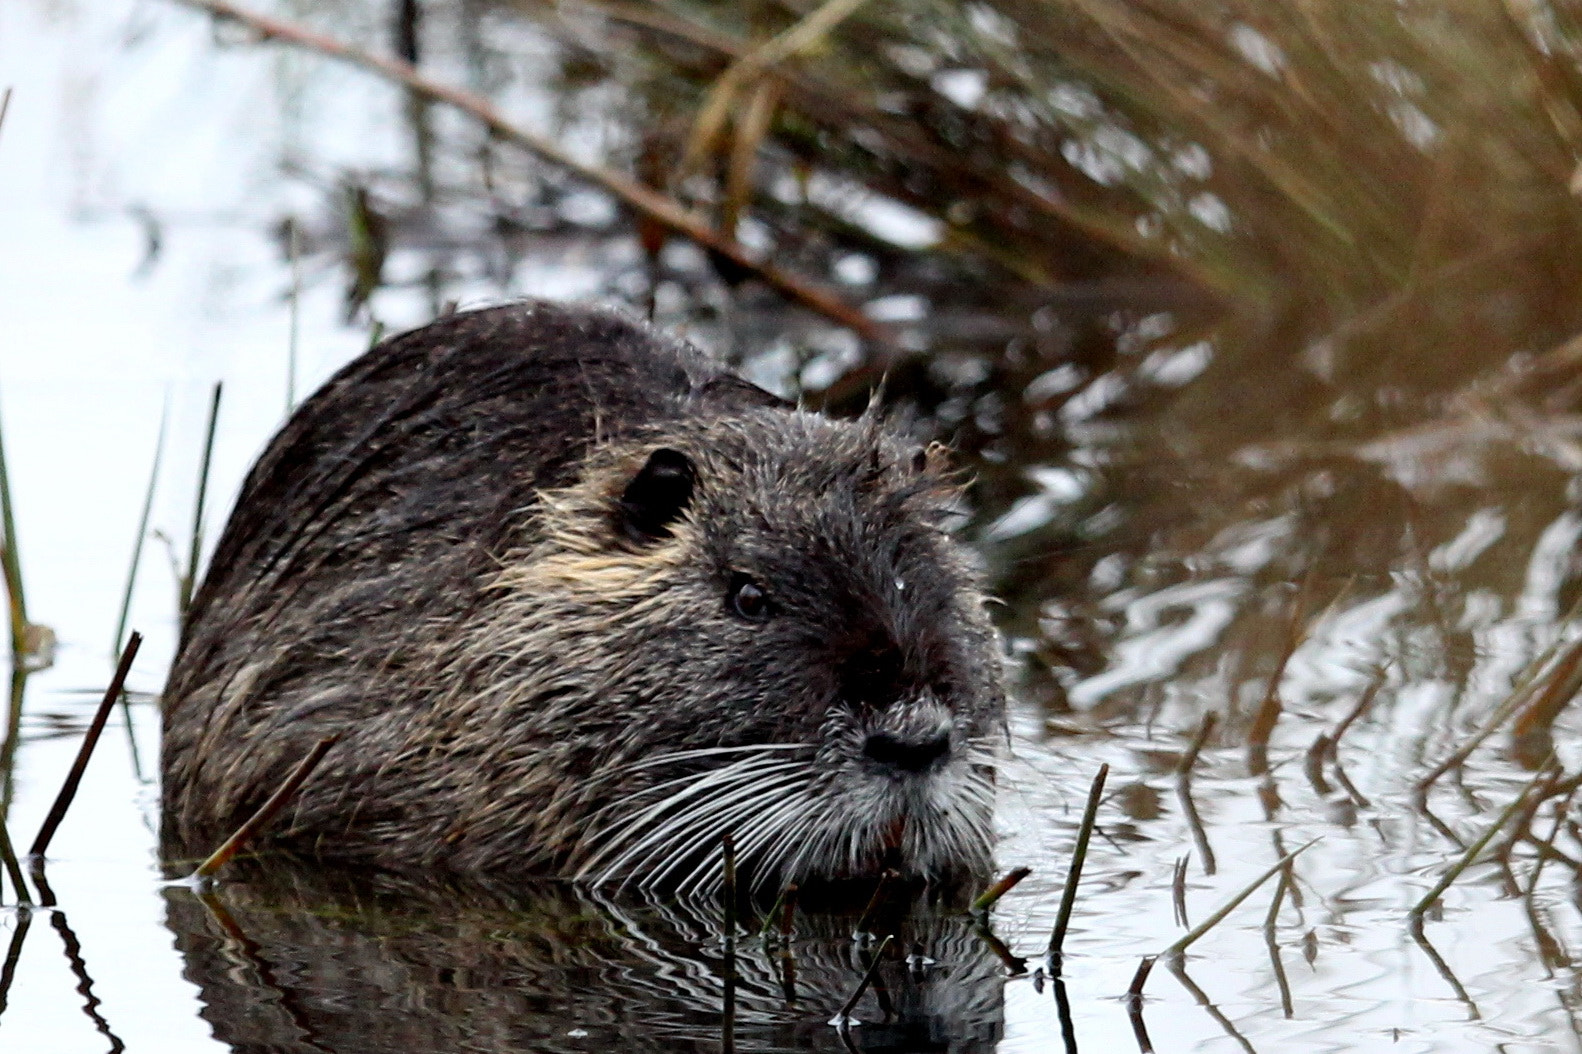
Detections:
[581, 757, 805, 832]
[611, 742, 813, 774]
[681, 785, 814, 895]
[590, 769, 808, 887]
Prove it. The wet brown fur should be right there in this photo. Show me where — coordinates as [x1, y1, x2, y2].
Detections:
[161, 302, 1005, 887]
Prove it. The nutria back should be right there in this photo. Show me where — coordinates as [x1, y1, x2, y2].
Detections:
[162, 302, 1006, 892]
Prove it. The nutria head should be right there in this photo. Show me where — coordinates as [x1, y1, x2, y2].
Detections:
[434, 406, 1006, 893]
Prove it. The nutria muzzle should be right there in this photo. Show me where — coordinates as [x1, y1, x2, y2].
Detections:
[160, 301, 1007, 895]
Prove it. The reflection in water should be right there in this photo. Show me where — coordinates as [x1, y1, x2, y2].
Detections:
[162, 865, 1005, 1054]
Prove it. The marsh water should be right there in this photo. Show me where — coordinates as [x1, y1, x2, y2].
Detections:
[6, 1, 1582, 1051]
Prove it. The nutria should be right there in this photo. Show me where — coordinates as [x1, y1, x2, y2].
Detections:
[161, 301, 1006, 892]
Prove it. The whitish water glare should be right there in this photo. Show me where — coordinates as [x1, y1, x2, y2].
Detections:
[4, 2, 1582, 1053]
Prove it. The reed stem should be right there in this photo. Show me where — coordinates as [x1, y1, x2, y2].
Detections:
[179, 382, 223, 624]
[1049, 763, 1109, 969]
[29, 633, 142, 859]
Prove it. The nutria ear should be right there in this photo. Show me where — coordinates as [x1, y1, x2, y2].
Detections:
[619, 448, 696, 542]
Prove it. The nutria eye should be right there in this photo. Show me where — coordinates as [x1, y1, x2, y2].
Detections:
[728, 574, 771, 621]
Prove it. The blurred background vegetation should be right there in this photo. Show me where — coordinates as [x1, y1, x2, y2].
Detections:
[182, 0, 1582, 720]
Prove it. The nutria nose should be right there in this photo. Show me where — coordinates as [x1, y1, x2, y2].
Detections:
[863, 730, 951, 774]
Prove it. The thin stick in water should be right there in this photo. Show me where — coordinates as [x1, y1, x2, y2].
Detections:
[1409, 764, 1555, 921]
[1127, 955, 1156, 1007]
[721, 831, 737, 943]
[1176, 712, 1217, 777]
[1326, 662, 1387, 756]
[0, 820, 27, 904]
[0, 132, 14, 657]
[970, 866, 1031, 916]
[779, 883, 799, 938]
[0, 906, 31, 1018]
[759, 881, 798, 940]
[193, 734, 338, 879]
[1171, 855, 1190, 928]
[970, 921, 1028, 975]
[832, 932, 893, 1027]
[1126, 955, 1156, 1051]
[852, 867, 897, 939]
[1419, 635, 1582, 795]
[1157, 839, 1319, 967]
[1529, 786, 1578, 895]
[28, 633, 142, 858]
[1048, 763, 1109, 970]
[179, 382, 223, 623]
[1177, 713, 1219, 875]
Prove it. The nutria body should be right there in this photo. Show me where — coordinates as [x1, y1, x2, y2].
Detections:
[161, 302, 1005, 891]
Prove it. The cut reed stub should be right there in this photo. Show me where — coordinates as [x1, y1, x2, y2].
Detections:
[191, 734, 339, 881]
[0, 822, 28, 906]
[969, 866, 1031, 917]
[852, 867, 899, 941]
[1048, 763, 1109, 973]
[759, 882, 799, 942]
[721, 831, 738, 944]
[28, 632, 142, 859]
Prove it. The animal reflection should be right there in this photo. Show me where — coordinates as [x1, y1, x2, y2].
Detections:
[164, 863, 1006, 1054]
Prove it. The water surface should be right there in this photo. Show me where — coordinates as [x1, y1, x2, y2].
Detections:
[4, 2, 1582, 1052]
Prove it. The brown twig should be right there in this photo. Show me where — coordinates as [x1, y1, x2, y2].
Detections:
[1176, 712, 1218, 777]
[168, 0, 880, 341]
[192, 735, 338, 879]
[1177, 713, 1219, 875]
[1127, 955, 1156, 1006]
[29, 633, 142, 858]
[970, 866, 1031, 916]
[1171, 855, 1190, 928]
[970, 921, 1028, 975]
[779, 883, 799, 939]
[1327, 663, 1388, 756]
[759, 881, 799, 940]
[0, 821, 27, 905]
[852, 867, 898, 939]
[721, 831, 738, 943]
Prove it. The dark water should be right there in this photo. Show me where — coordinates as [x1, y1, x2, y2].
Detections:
[6, 1, 1582, 1052]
